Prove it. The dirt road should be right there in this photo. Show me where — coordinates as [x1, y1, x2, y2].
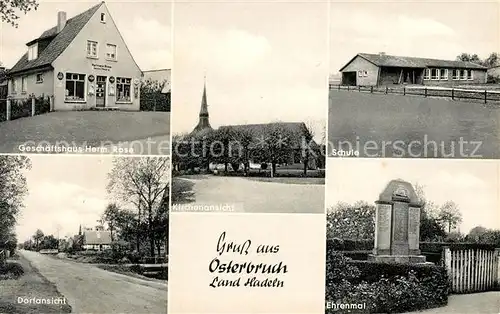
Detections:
[19, 250, 167, 314]
[407, 291, 500, 313]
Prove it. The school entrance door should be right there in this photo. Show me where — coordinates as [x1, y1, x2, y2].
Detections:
[96, 76, 106, 107]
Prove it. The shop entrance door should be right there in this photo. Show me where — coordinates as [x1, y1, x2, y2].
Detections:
[96, 76, 106, 107]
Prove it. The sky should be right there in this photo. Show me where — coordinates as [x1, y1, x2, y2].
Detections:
[171, 0, 329, 141]
[15, 155, 114, 242]
[0, 0, 172, 71]
[329, 0, 500, 75]
[326, 158, 500, 234]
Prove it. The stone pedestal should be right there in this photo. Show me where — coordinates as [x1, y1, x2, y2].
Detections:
[370, 179, 426, 264]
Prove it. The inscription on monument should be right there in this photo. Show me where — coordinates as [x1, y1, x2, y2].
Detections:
[392, 202, 408, 243]
[377, 204, 392, 250]
[408, 207, 420, 250]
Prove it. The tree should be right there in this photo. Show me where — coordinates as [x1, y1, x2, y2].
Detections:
[483, 52, 499, 68]
[414, 183, 446, 241]
[467, 226, 488, 242]
[301, 122, 315, 176]
[255, 124, 293, 178]
[232, 128, 254, 175]
[326, 201, 375, 240]
[438, 201, 462, 233]
[456, 53, 482, 64]
[32, 229, 44, 251]
[0, 0, 38, 28]
[102, 203, 121, 242]
[140, 78, 170, 112]
[107, 157, 170, 258]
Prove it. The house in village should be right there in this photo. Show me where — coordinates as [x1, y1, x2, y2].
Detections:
[187, 81, 320, 170]
[339, 53, 488, 87]
[81, 225, 112, 251]
[6, 2, 142, 111]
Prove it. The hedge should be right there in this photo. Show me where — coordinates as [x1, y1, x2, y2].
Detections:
[0, 262, 24, 280]
[325, 252, 449, 314]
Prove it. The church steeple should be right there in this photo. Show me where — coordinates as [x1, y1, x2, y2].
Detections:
[192, 75, 212, 133]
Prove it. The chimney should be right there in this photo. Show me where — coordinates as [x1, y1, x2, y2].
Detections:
[57, 11, 67, 33]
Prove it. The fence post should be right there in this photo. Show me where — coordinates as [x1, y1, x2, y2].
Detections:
[338, 84, 340, 90]
[451, 89, 454, 100]
[495, 248, 500, 288]
[49, 96, 54, 112]
[6, 99, 11, 121]
[347, 85, 350, 91]
[358, 85, 361, 92]
[370, 86, 373, 93]
[385, 86, 388, 94]
[443, 247, 452, 287]
[403, 86, 406, 96]
[31, 97, 35, 116]
[484, 90, 487, 104]
[425, 88, 428, 97]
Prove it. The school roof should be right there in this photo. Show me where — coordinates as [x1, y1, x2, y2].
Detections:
[7, 2, 103, 76]
[340, 53, 488, 72]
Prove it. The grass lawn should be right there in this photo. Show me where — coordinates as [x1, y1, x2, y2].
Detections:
[244, 177, 325, 185]
[0, 111, 170, 154]
[96, 264, 167, 283]
[0, 256, 71, 314]
[328, 90, 500, 158]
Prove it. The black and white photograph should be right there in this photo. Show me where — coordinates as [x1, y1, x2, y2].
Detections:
[0, 0, 171, 155]
[328, 1, 500, 158]
[170, 1, 328, 213]
[325, 158, 500, 313]
[0, 155, 169, 314]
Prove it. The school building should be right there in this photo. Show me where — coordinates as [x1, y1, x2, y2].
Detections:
[6, 1, 142, 111]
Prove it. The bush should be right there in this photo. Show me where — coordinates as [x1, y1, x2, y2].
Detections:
[10, 99, 31, 120]
[326, 239, 373, 251]
[325, 252, 449, 314]
[0, 262, 24, 280]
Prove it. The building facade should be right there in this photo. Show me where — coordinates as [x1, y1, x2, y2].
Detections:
[7, 2, 142, 111]
[339, 53, 488, 87]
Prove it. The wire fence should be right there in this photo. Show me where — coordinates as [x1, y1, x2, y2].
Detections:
[329, 84, 500, 104]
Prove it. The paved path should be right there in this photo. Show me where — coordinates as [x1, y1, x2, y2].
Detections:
[181, 175, 324, 213]
[20, 250, 167, 314]
[407, 292, 500, 313]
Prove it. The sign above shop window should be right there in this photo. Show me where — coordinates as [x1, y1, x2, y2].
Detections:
[57, 72, 64, 80]
[109, 76, 115, 83]
[91, 63, 112, 71]
[88, 75, 95, 82]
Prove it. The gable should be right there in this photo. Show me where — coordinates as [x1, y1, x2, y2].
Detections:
[53, 2, 141, 76]
[7, 3, 102, 76]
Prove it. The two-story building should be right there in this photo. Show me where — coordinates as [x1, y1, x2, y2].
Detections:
[6, 1, 142, 111]
[339, 53, 488, 87]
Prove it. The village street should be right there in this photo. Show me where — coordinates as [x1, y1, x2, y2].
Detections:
[407, 291, 500, 313]
[180, 175, 324, 213]
[19, 250, 167, 314]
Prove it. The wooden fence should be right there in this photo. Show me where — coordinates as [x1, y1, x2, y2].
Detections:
[442, 247, 499, 293]
[0, 96, 53, 122]
[329, 84, 500, 104]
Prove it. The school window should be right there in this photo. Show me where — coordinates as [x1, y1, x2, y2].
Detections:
[460, 69, 467, 80]
[106, 44, 117, 61]
[439, 69, 448, 80]
[36, 73, 43, 83]
[424, 69, 430, 80]
[100, 13, 106, 23]
[65, 73, 86, 101]
[87, 40, 98, 58]
[21, 77, 27, 93]
[430, 68, 439, 80]
[116, 77, 131, 102]
[27, 43, 38, 61]
[467, 70, 473, 80]
[452, 69, 460, 80]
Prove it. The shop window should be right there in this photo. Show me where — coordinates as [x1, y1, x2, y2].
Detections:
[65, 73, 86, 101]
[87, 40, 98, 58]
[116, 77, 131, 102]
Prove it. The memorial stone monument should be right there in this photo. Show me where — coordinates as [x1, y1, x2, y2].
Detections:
[369, 179, 426, 263]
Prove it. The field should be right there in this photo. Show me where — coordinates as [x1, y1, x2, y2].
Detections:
[328, 90, 500, 158]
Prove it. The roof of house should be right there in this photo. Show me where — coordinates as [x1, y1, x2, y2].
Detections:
[340, 53, 488, 72]
[83, 230, 111, 245]
[219, 122, 318, 149]
[7, 2, 103, 76]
